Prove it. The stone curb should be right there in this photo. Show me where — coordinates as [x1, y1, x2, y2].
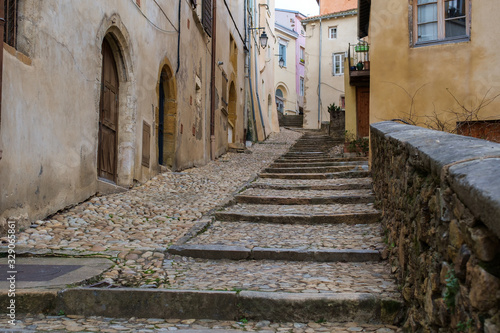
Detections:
[258, 171, 370, 180]
[8, 288, 399, 324]
[214, 212, 381, 224]
[234, 194, 375, 205]
[167, 244, 381, 262]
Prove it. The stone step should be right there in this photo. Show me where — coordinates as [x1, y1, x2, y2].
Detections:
[180, 220, 384, 254]
[215, 203, 380, 224]
[264, 165, 364, 174]
[258, 170, 370, 179]
[168, 244, 381, 262]
[235, 189, 375, 205]
[270, 161, 367, 168]
[55, 287, 401, 324]
[250, 177, 373, 190]
[276, 157, 368, 162]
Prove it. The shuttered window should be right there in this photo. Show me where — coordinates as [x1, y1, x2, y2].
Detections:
[4, 0, 18, 48]
[202, 0, 212, 37]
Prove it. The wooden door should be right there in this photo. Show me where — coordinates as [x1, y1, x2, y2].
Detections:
[158, 80, 165, 165]
[98, 39, 119, 182]
[164, 99, 176, 168]
[356, 87, 370, 138]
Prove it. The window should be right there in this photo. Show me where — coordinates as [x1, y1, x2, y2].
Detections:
[299, 47, 305, 64]
[329, 27, 337, 39]
[4, 0, 18, 47]
[333, 53, 344, 75]
[340, 96, 345, 109]
[414, 0, 469, 44]
[299, 77, 304, 96]
[279, 42, 287, 67]
[202, 0, 213, 36]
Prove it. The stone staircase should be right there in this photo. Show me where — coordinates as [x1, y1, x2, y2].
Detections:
[165, 131, 402, 324]
[279, 114, 304, 128]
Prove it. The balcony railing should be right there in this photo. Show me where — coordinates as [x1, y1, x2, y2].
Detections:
[348, 42, 370, 86]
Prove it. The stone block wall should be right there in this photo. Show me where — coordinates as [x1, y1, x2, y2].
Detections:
[371, 122, 500, 332]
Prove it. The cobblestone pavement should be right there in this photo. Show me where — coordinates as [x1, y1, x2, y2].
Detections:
[186, 222, 384, 250]
[3, 128, 301, 250]
[0, 315, 401, 332]
[162, 256, 398, 296]
[238, 189, 374, 198]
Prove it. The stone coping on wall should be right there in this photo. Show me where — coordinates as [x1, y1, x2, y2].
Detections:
[370, 121, 500, 239]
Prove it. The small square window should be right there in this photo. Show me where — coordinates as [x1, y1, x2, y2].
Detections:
[329, 27, 337, 39]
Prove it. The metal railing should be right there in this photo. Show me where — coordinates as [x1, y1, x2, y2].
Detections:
[348, 42, 370, 72]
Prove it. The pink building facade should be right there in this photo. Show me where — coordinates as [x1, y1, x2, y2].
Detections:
[275, 9, 306, 113]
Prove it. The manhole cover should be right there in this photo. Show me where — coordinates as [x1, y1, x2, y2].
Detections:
[0, 264, 81, 281]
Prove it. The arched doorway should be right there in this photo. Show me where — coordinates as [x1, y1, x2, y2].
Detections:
[275, 88, 285, 114]
[158, 66, 177, 169]
[228, 82, 237, 143]
[98, 38, 119, 183]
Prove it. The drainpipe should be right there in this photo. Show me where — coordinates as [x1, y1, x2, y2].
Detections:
[317, 17, 322, 129]
[210, 0, 217, 160]
[253, 0, 266, 139]
[176, 0, 181, 74]
[0, 0, 4, 161]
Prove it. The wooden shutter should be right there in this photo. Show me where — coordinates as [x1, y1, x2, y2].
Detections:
[202, 0, 212, 37]
[4, 0, 17, 47]
[142, 121, 151, 167]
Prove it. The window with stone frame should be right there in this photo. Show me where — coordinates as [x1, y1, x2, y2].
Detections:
[413, 0, 470, 45]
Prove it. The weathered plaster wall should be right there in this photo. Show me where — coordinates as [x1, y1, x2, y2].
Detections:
[343, 58, 357, 136]
[0, 0, 247, 230]
[371, 121, 500, 332]
[369, 0, 500, 129]
[303, 13, 357, 129]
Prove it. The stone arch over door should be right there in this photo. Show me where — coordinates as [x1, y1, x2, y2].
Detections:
[228, 82, 237, 144]
[156, 61, 177, 169]
[96, 15, 136, 187]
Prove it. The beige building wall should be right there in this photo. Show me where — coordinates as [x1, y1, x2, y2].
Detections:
[275, 29, 298, 116]
[303, 12, 357, 129]
[368, 0, 500, 130]
[0, 0, 247, 229]
[248, 0, 279, 140]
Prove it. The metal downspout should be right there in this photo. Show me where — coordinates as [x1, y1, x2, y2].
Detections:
[318, 18, 322, 129]
[210, 0, 217, 160]
[0, 0, 4, 161]
[176, 0, 181, 73]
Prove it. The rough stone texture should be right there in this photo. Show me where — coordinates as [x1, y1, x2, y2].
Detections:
[0, 315, 402, 332]
[371, 122, 500, 332]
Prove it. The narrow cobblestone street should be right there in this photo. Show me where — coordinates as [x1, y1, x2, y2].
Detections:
[1, 129, 401, 332]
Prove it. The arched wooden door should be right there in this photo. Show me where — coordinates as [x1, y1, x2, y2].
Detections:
[158, 68, 177, 169]
[98, 39, 119, 182]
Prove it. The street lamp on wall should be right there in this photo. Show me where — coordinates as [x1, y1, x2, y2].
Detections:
[279, 57, 285, 68]
[249, 27, 268, 49]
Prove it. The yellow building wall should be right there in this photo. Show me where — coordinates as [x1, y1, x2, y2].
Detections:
[344, 57, 357, 136]
[369, 0, 500, 130]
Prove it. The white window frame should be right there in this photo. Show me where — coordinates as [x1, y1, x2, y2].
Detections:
[299, 47, 305, 65]
[299, 77, 304, 96]
[333, 53, 344, 76]
[413, 0, 470, 46]
[328, 26, 337, 40]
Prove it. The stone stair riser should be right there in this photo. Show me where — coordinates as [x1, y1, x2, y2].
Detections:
[214, 212, 381, 224]
[234, 195, 375, 205]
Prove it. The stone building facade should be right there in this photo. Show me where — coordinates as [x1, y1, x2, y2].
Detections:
[0, 0, 251, 230]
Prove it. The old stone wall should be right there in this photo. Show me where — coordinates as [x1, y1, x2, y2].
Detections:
[371, 121, 500, 332]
